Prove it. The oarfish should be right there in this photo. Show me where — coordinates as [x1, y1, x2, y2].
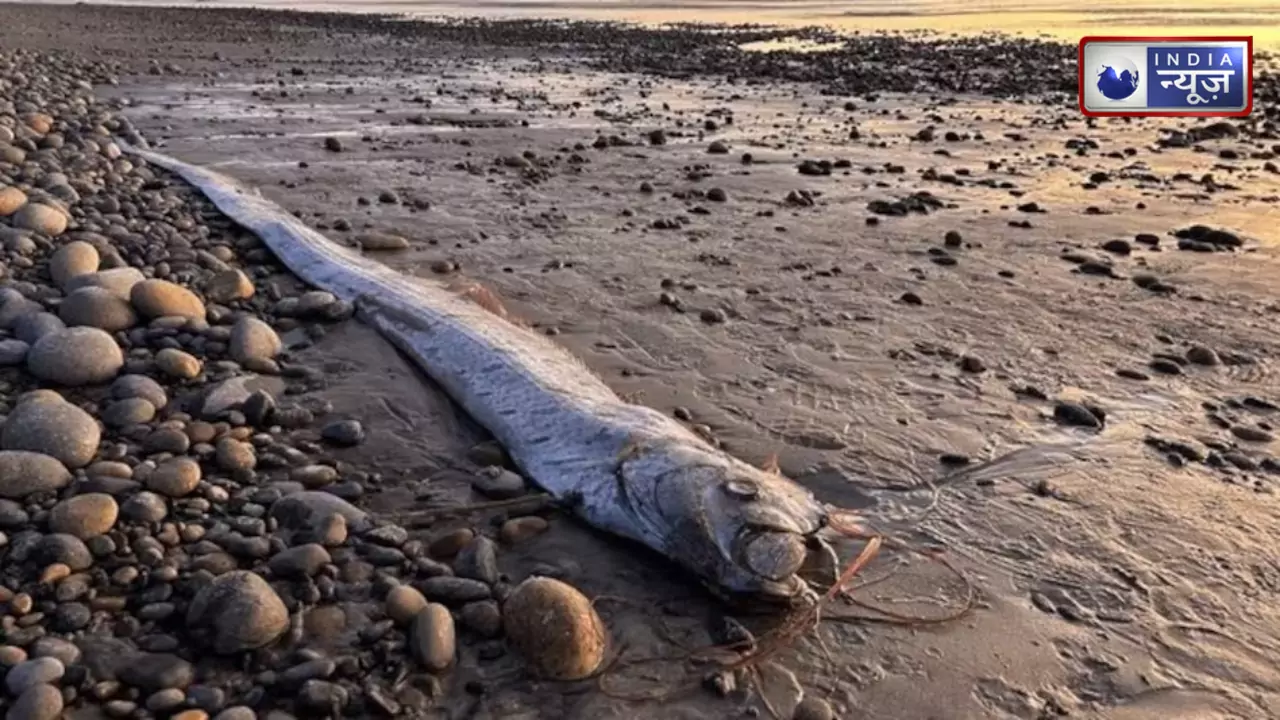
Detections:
[125, 144, 834, 605]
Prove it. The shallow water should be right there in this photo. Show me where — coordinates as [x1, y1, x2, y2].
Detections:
[17, 0, 1280, 49]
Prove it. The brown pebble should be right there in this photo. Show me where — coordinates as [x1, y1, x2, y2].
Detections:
[385, 585, 429, 626]
[9, 593, 33, 615]
[429, 529, 475, 558]
[500, 517, 549, 544]
[39, 564, 71, 585]
[502, 577, 607, 680]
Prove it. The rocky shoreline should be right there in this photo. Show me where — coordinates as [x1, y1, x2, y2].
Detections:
[0, 45, 634, 720]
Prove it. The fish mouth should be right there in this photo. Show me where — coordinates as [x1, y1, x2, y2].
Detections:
[737, 529, 809, 582]
[732, 529, 837, 604]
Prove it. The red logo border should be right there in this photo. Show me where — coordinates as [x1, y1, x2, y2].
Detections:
[1078, 35, 1254, 117]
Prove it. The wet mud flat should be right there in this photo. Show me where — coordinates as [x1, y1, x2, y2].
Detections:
[1, 3, 1280, 720]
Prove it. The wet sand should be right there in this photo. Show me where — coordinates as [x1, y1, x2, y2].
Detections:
[3, 3, 1280, 719]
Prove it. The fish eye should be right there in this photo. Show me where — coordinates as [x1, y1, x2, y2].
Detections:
[722, 478, 760, 500]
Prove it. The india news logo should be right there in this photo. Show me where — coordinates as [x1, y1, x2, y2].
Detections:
[1079, 37, 1252, 117]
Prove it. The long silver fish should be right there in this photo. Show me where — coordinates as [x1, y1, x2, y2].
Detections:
[125, 144, 833, 605]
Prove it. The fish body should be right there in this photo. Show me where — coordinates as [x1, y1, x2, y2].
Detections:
[126, 144, 830, 604]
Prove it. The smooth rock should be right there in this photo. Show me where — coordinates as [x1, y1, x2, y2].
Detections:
[111, 374, 168, 409]
[34, 534, 93, 571]
[271, 491, 370, 539]
[204, 269, 255, 304]
[0, 339, 28, 366]
[385, 584, 428, 625]
[460, 600, 503, 638]
[500, 516, 549, 544]
[120, 491, 168, 523]
[1, 393, 101, 468]
[503, 577, 607, 680]
[146, 457, 201, 498]
[102, 397, 156, 427]
[471, 466, 527, 500]
[0, 647, 25, 667]
[0, 187, 25, 217]
[186, 571, 289, 653]
[268, 544, 330, 579]
[65, 267, 145, 300]
[793, 696, 835, 720]
[419, 576, 491, 604]
[0, 451, 72, 499]
[290, 464, 338, 488]
[320, 419, 364, 447]
[454, 536, 499, 585]
[0, 291, 41, 330]
[27, 327, 123, 386]
[130, 279, 205, 320]
[409, 603, 456, 672]
[7, 683, 62, 720]
[118, 653, 195, 692]
[12, 313, 63, 345]
[4, 657, 64, 695]
[49, 241, 99, 289]
[1187, 345, 1221, 366]
[48, 493, 118, 539]
[214, 438, 255, 472]
[154, 348, 202, 380]
[13, 203, 68, 237]
[201, 375, 284, 418]
[297, 679, 348, 714]
[28, 638, 80, 666]
[229, 316, 281, 363]
[58, 286, 137, 331]
[356, 233, 410, 251]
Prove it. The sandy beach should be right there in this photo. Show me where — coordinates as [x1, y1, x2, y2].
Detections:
[0, 3, 1279, 720]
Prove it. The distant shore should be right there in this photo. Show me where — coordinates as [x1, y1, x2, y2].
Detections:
[8, 0, 1280, 49]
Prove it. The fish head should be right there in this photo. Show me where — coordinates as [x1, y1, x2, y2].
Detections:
[626, 444, 829, 605]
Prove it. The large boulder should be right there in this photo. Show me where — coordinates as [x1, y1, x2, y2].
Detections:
[186, 571, 289, 654]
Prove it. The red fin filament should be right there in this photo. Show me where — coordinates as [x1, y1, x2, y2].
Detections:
[448, 280, 521, 325]
[760, 452, 781, 475]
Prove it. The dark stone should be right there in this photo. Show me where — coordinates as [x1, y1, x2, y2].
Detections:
[118, 653, 195, 692]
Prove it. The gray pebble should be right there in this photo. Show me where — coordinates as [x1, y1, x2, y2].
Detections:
[0, 450, 72, 499]
[186, 570, 289, 654]
[12, 313, 64, 345]
[6, 683, 63, 720]
[268, 543, 331, 579]
[58, 286, 137, 331]
[0, 339, 28, 366]
[228, 316, 281, 363]
[110, 374, 168, 409]
[418, 576, 492, 604]
[320, 419, 364, 447]
[27, 326, 123, 386]
[4, 657, 64, 696]
[471, 466, 527, 500]
[1, 394, 101, 468]
[454, 536, 499, 585]
[118, 652, 194, 693]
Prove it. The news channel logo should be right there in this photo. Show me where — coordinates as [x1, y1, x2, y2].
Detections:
[1079, 37, 1253, 117]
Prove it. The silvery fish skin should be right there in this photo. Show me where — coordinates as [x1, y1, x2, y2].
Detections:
[125, 144, 831, 603]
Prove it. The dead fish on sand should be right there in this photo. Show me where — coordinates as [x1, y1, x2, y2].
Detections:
[125, 143, 841, 606]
